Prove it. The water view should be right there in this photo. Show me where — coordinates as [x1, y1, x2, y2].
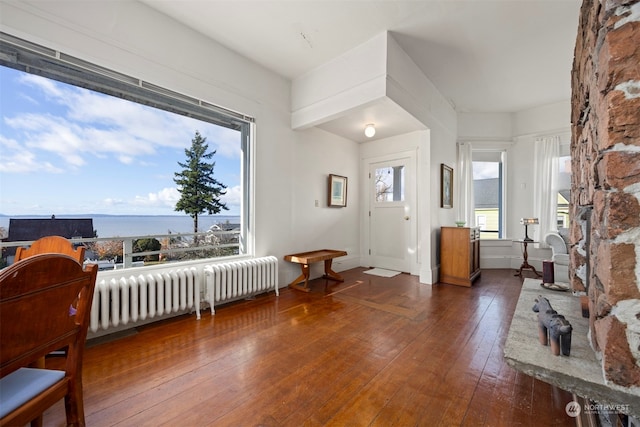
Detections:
[0, 214, 241, 238]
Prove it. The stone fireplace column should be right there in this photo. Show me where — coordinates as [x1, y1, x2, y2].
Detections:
[571, 0, 640, 388]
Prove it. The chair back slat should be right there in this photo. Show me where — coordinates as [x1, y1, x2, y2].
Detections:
[0, 254, 97, 377]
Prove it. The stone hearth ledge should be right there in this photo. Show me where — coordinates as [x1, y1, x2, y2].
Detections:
[504, 278, 640, 419]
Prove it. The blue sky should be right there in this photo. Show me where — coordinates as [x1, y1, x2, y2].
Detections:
[0, 66, 241, 216]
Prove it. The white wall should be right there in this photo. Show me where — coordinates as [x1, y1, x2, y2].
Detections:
[508, 102, 571, 270]
[0, 0, 361, 287]
[458, 113, 513, 141]
[291, 31, 458, 284]
[380, 33, 459, 283]
[285, 128, 361, 283]
[291, 32, 388, 129]
[385, 34, 458, 283]
[513, 100, 571, 137]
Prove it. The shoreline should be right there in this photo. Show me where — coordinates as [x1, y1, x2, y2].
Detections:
[0, 215, 241, 238]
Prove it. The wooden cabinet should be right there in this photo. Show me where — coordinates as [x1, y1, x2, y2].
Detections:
[440, 226, 481, 287]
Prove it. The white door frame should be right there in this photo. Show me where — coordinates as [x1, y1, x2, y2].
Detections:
[361, 149, 419, 275]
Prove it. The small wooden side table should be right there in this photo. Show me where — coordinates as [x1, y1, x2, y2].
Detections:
[284, 249, 347, 292]
[514, 240, 542, 278]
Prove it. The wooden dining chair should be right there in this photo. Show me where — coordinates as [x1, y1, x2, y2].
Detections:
[15, 236, 87, 373]
[15, 235, 86, 264]
[0, 254, 98, 427]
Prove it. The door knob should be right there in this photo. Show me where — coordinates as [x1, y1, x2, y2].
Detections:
[404, 216, 410, 220]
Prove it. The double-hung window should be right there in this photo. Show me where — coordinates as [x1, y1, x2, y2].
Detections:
[557, 154, 571, 229]
[472, 150, 505, 239]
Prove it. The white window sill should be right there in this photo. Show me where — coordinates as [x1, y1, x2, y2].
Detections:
[479, 239, 514, 247]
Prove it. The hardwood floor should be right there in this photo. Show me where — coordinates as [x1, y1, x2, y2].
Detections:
[44, 268, 575, 426]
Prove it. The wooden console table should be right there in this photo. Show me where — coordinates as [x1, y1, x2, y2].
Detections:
[284, 249, 347, 292]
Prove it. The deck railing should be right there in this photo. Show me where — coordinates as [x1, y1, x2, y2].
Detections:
[0, 230, 241, 270]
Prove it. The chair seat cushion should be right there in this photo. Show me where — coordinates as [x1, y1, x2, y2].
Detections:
[0, 368, 65, 418]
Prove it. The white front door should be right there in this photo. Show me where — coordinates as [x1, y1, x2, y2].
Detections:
[368, 156, 415, 273]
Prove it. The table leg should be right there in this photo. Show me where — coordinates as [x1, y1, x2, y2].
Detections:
[515, 242, 542, 278]
[289, 264, 311, 292]
[323, 259, 344, 282]
[519, 262, 542, 278]
[515, 264, 543, 278]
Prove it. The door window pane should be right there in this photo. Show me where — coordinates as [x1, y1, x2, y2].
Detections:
[375, 166, 405, 202]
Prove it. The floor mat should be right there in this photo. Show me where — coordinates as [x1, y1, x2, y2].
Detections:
[363, 268, 401, 278]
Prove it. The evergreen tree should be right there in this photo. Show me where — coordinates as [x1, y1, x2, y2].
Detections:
[174, 131, 228, 236]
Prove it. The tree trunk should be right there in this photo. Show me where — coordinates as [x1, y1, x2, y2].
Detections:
[193, 215, 199, 245]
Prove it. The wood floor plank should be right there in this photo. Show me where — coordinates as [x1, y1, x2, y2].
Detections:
[42, 268, 577, 426]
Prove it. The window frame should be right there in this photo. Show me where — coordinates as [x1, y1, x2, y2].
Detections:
[0, 32, 254, 257]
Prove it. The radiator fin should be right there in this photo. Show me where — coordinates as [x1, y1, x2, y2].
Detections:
[203, 256, 279, 314]
[90, 267, 200, 333]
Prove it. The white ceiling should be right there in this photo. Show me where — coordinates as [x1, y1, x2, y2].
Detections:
[142, 0, 582, 142]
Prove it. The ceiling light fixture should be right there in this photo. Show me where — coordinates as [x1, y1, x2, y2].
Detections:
[364, 124, 376, 138]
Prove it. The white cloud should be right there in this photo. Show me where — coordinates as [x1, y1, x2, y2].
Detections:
[19, 73, 64, 98]
[6, 114, 87, 167]
[103, 198, 127, 207]
[0, 135, 63, 173]
[132, 187, 180, 208]
[473, 162, 500, 180]
[129, 185, 240, 213]
[1, 68, 242, 216]
[117, 155, 135, 165]
[220, 185, 242, 211]
[5, 112, 158, 166]
[209, 127, 242, 159]
[3, 75, 240, 171]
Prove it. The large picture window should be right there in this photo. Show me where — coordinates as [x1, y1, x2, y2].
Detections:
[0, 33, 253, 263]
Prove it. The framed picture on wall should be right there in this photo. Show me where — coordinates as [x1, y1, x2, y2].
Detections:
[441, 164, 453, 209]
[328, 174, 348, 207]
